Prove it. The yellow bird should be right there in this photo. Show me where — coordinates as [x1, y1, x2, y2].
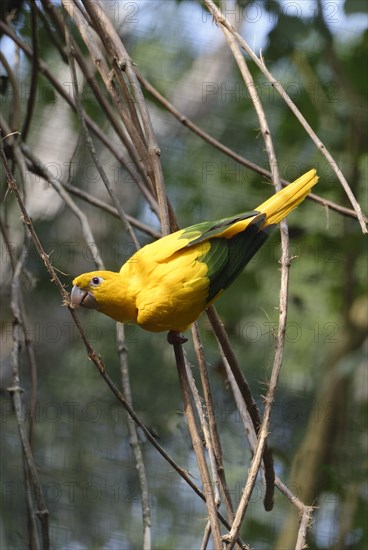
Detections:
[71, 169, 318, 336]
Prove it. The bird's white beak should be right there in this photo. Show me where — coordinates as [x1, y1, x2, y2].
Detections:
[71, 286, 99, 310]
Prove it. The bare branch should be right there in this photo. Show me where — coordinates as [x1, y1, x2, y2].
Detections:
[21, 1, 39, 141]
[117, 323, 152, 549]
[206, 307, 275, 514]
[0, 49, 21, 132]
[191, 323, 236, 528]
[9, 233, 50, 549]
[0, 125, 104, 269]
[203, 0, 367, 234]
[171, 338, 223, 549]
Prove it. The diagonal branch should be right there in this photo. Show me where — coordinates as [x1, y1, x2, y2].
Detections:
[203, 0, 367, 234]
[206, 307, 275, 513]
[0, 18, 159, 216]
[137, 70, 363, 222]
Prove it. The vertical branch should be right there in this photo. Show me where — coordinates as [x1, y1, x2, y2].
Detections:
[172, 340, 223, 549]
[183, 352, 221, 506]
[9, 237, 50, 550]
[21, 0, 39, 141]
[202, 5, 297, 542]
[59, 0, 158, 209]
[191, 323, 236, 526]
[116, 324, 152, 550]
[0, 50, 21, 133]
[215, 20, 281, 189]
[206, 307, 275, 513]
[221, 342, 316, 549]
[0, 201, 38, 452]
[183, 355, 221, 550]
[0, 17, 158, 214]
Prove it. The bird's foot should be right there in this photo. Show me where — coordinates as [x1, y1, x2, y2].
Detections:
[167, 331, 188, 345]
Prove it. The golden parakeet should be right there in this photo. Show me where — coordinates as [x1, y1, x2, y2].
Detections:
[71, 169, 318, 334]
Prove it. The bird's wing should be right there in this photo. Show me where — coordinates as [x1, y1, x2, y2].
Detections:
[179, 210, 261, 244]
[130, 210, 270, 330]
[145, 211, 270, 305]
[126, 210, 263, 267]
[189, 213, 272, 304]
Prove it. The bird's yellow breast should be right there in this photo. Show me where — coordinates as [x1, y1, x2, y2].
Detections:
[120, 240, 211, 332]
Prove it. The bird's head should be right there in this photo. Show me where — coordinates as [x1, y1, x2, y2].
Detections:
[71, 271, 121, 312]
[71, 270, 137, 324]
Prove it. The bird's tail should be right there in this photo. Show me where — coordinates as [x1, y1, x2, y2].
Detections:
[258, 169, 318, 227]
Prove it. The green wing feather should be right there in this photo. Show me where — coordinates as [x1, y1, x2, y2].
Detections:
[179, 211, 260, 245]
[184, 214, 274, 304]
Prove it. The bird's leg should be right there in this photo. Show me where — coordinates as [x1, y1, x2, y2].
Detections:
[167, 330, 188, 345]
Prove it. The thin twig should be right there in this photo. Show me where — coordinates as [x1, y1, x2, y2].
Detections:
[10, 236, 39, 550]
[220, 24, 280, 188]
[0, 134, 39, 456]
[206, 307, 275, 513]
[0, 49, 21, 132]
[38, 0, 68, 62]
[0, 128, 104, 269]
[56, 180, 160, 239]
[60, 0, 157, 203]
[200, 523, 212, 550]
[213, 16, 297, 528]
[223, 348, 316, 549]
[65, 19, 153, 546]
[295, 506, 315, 550]
[184, 352, 221, 506]
[75, 2, 155, 181]
[183, 355, 221, 550]
[17, 149, 159, 236]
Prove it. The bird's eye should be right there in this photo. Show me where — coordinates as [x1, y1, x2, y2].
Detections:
[90, 276, 103, 287]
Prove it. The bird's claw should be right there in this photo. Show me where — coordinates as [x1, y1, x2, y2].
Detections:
[167, 331, 188, 345]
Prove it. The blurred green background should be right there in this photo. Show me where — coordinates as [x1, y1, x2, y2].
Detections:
[1, 1, 367, 548]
